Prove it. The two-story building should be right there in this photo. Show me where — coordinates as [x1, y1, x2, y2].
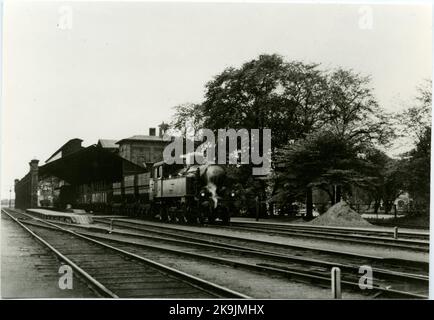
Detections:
[116, 127, 171, 169]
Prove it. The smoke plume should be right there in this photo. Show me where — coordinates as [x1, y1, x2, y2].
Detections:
[206, 182, 219, 208]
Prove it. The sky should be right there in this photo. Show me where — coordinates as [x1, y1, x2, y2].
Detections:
[1, 1, 432, 198]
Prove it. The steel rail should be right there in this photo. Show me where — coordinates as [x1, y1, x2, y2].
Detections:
[2, 209, 250, 299]
[30, 217, 428, 283]
[1, 209, 118, 298]
[93, 217, 429, 270]
[227, 222, 429, 242]
[229, 220, 429, 239]
[72, 227, 430, 299]
[9, 210, 426, 299]
[216, 224, 429, 252]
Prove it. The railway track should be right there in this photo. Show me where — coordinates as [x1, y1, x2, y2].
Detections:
[214, 221, 430, 252]
[92, 217, 429, 273]
[1, 209, 249, 299]
[365, 219, 429, 231]
[4, 209, 427, 298]
[229, 221, 429, 240]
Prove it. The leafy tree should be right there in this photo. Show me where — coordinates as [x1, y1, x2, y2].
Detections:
[394, 81, 431, 215]
[398, 80, 432, 144]
[200, 54, 332, 215]
[202, 54, 329, 148]
[167, 54, 407, 219]
[170, 103, 205, 136]
[354, 81, 432, 216]
[275, 130, 379, 218]
[323, 68, 395, 146]
[274, 68, 393, 217]
[363, 150, 406, 214]
[401, 127, 431, 214]
[361, 150, 390, 213]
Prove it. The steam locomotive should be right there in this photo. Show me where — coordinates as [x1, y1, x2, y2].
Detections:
[149, 161, 234, 224]
[88, 161, 236, 224]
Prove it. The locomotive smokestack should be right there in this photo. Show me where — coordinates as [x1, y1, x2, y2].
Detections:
[149, 128, 156, 136]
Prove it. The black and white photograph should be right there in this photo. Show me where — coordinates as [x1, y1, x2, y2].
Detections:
[0, 0, 432, 304]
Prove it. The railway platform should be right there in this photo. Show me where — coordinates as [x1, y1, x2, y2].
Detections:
[26, 208, 93, 225]
[1, 213, 97, 298]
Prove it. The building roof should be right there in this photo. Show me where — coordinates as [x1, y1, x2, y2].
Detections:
[116, 135, 171, 144]
[97, 139, 119, 149]
[39, 145, 147, 184]
[45, 138, 83, 163]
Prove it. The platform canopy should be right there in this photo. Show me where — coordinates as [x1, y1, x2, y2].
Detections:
[38, 145, 147, 184]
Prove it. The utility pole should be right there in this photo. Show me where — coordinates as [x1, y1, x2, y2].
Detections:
[9, 187, 12, 208]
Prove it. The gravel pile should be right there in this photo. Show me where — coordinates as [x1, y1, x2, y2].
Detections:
[309, 201, 372, 227]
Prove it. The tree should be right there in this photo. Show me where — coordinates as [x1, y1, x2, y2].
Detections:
[401, 127, 431, 214]
[363, 149, 406, 214]
[274, 68, 393, 217]
[398, 80, 432, 144]
[201, 54, 332, 216]
[278, 131, 375, 204]
[323, 68, 395, 146]
[203, 54, 329, 148]
[275, 130, 379, 218]
[170, 103, 205, 136]
[168, 54, 399, 218]
[394, 81, 431, 215]
[354, 81, 432, 216]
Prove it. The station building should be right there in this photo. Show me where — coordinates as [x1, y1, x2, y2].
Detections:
[14, 126, 171, 212]
[117, 126, 168, 168]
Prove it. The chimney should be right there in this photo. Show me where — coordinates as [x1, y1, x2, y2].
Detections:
[149, 128, 156, 136]
[29, 159, 39, 208]
[158, 121, 168, 137]
[29, 159, 39, 170]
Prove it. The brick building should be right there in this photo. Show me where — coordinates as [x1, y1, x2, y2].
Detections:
[116, 127, 171, 169]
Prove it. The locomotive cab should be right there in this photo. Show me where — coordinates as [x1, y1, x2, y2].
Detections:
[150, 161, 199, 223]
[152, 161, 185, 179]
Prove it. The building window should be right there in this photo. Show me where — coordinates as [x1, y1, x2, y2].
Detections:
[143, 147, 151, 162]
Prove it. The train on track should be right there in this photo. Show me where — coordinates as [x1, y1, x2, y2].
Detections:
[148, 161, 235, 224]
[73, 161, 236, 224]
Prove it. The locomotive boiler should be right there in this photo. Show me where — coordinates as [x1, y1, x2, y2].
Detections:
[149, 161, 233, 224]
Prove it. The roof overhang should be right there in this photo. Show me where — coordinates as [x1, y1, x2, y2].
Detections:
[39, 145, 147, 185]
